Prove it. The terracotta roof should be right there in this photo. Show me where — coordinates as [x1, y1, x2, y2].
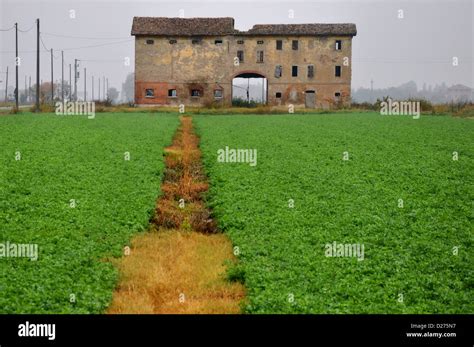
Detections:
[131, 17, 235, 36]
[131, 17, 357, 37]
[244, 23, 357, 36]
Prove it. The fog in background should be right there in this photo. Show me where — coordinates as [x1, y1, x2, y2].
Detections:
[1, 0, 473, 102]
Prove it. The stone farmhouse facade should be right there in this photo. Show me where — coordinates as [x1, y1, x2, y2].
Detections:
[131, 17, 357, 108]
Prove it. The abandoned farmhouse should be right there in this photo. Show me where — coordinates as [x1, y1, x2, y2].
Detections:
[131, 17, 357, 108]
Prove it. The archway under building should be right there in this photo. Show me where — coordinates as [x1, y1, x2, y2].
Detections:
[231, 71, 267, 106]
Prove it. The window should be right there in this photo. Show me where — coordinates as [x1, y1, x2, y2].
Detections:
[146, 39, 154, 45]
[335, 92, 341, 100]
[276, 40, 283, 50]
[237, 50, 244, 63]
[276, 92, 282, 98]
[307, 65, 314, 78]
[257, 40, 264, 44]
[168, 89, 177, 97]
[191, 89, 201, 97]
[145, 89, 154, 97]
[214, 89, 223, 99]
[237, 40, 244, 44]
[335, 65, 341, 77]
[335, 40, 342, 50]
[192, 38, 202, 44]
[274, 65, 282, 78]
[292, 66, 298, 77]
[215, 39, 223, 45]
[292, 40, 298, 50]
[256, 50, 264, 63]
[169, 39, 177, 44]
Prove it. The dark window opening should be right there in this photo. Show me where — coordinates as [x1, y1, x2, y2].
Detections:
[169, 39, 177, 44]
[237, 40, 244, 44]
[335, 40, 342, 50]
[257, 50, 264, 63]
[292, 40, 298, 50]
[146, 39, 154, 45]
[335, 65, 341, 77]
[168, 89, 177, 97]
[145, 89, 154, 97]
[215, 39, 223, 45]
[276, 92, 282, 98]
[192, 38, 202, 44]
[237, 50, 244, 63]
[257, 40, 264, 44]
[307, 65, 314, 78]
[191, 89, 201, 97]
[292, 66, 298, 77]
[274, 65, 282, 78]
[276, 40, 283, 50]
[214, 89, 223, 98]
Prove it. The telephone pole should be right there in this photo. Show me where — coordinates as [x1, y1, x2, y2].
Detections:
[4, 66, 8, 102]
[50, 49, 54, 103]
[102, 76, 105, 101]
[69, 64, 71, 100]
[15, 23, 19, 109]
[98, 77, 101, 101]
[28, 76, 31, 103]
[84, 68, 86, 101]
[106, 77, 109, 100]
[92, 75, 94, 100]
[74, 59, 78, 101]
[35, 18, 40, 112]
[61, 51, 64, 103]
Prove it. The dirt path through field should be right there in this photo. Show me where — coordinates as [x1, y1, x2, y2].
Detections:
[107, 116, 244, 314]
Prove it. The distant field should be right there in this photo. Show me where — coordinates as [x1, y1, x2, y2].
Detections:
[0, 113, 179, 313]
[195, 113, 474, 313]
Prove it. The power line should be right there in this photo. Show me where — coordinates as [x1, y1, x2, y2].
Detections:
[18, 23, 36, 33]
[41, 32, 130, 40]
[60, 39, 133, 52]
[0, 26, 14, 31]
[0, 38, 133, 54]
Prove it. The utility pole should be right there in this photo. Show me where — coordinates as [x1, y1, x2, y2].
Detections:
[24, 76, 27, 104]
[15, 23, 19, 109]
[84, 68, 86, 101]
[102, 76, 105, 101]
[50, 48, 54, 103]
[92, 75, 94, 100]
[106, 78, 109, 100]
[69, 64, 71, 100]
[4, 66, 8, 102]
[35, 18, 40, 112]
[61, 51, 64, 103]
[98, 77, 101, 101]
[74, 59, 78, 101]
[29, 76, 31, 103]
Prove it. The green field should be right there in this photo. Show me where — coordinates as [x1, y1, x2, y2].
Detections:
[195, 113, 474, 313]
[1, 112, 472, 314]
[0, 113, 179, 313]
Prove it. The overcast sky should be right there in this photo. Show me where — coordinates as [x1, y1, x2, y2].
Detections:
[1, 0, 472, 93]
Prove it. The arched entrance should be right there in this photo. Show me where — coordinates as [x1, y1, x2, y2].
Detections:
[232, 71, 267, 106]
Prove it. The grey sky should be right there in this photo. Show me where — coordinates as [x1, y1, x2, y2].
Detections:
[1, 0, 472, 94]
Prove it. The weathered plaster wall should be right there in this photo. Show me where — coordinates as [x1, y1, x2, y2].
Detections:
[135, 34, 353, 107]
